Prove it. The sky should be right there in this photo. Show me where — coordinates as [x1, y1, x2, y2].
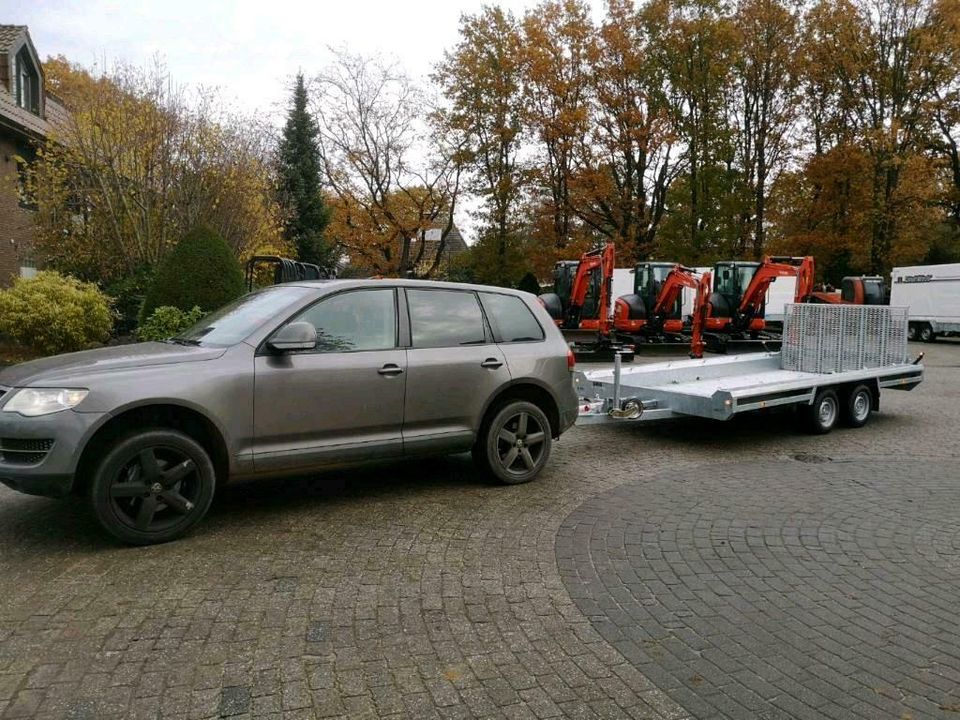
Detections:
[11, 0, 602, 119]
[9, 0, 608, 242]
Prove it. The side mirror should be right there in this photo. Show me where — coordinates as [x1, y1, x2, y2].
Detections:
[267, 321, 317, 352]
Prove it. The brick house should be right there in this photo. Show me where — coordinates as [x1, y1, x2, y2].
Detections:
[0, 25, 67, 285]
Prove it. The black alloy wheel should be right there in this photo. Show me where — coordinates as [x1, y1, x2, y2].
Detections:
[90, 430, 216, 544]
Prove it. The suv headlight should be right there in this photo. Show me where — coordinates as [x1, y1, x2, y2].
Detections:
[2, 388, 89, 417]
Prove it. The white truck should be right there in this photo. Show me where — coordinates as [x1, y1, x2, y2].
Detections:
[890, 262, 960, 342]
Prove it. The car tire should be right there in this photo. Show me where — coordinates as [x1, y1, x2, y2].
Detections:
[800, 388, 840, 435]
[919, 324, 936, 343]
[89, 429, 216, 545]
[474, 400, 552, 485]
[841, 383, 873, 428]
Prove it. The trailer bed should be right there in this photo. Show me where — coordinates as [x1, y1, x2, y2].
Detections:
[576, 305, 923, 427]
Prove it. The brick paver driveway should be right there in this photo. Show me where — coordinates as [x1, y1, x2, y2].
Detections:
[1, 342, 957, 719]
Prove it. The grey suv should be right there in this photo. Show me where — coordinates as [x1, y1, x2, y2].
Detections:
[0, 280, 579, 544]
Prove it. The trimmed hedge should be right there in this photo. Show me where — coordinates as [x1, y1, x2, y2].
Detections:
[141, 225, 245, 321]
[0, 271, 113, 355]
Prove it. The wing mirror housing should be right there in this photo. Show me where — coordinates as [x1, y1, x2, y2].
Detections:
[267, 321, 317, 352]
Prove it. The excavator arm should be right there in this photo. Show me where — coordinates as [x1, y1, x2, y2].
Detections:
[566, 242, 616, 333]
[737, 256, 815, 322]
[689, 271, 712, 358]
[651, 265, 702, 318]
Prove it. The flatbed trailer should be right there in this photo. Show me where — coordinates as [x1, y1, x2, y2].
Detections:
[576, 304, 923, 432]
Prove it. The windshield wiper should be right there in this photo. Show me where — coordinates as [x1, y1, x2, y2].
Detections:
[166, 337, 202, 346]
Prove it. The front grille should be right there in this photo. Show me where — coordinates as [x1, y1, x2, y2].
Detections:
[0, 438, 55, 465]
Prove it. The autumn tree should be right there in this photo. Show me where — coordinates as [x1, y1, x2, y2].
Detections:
[314, 51, 465, 278]
[277, 73, 336, 271]
[730, 0, 800, 258]
[797, 0, 960, 274]
[648, 0, 738, 261]
[435, 6, 527, 285]
[521, 0, 594, 254]
[30, 57, 284, 284]
[569, 0, 682, 262]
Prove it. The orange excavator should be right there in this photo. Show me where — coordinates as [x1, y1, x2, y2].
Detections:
[807, 276, 887, 305]
[539, 243, 632, 361]
[613, 263, 707, 345]
[539, 243, 615, 335]
[692, 255, 815, 354]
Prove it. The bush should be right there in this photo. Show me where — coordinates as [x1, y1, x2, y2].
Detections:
[104, 265, 154, 337]
[0, 271, 113, 355]
[140, 225, 245, 321]
[136, 305, 205, 342]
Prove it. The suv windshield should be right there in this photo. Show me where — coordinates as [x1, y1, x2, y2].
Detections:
[173, 286, 313, 347]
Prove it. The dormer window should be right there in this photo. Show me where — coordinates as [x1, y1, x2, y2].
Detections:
[15, 47, 40, 115]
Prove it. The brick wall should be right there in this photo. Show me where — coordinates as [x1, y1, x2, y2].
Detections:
[0, 134, 34, 287]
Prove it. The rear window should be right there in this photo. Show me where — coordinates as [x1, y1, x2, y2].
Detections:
[407, 289, 487, 348]
[480, 292, 545, 343]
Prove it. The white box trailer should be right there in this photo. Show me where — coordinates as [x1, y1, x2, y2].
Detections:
[890, 262, 960, 341]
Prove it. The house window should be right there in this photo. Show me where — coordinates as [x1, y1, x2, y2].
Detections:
[19, 255, 37, 279]
[15, 48, 40, 115]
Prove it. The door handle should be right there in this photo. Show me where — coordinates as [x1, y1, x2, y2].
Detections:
[480, 358, 503, 369]
[378, 364, 404, 376]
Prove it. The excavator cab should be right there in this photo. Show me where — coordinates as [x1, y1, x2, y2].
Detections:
[614, 262, 699, 341]
[541, 261, 579, 325]
[552, 261, 578, 315]
[635, 263, 679, 313]
[841, 276, 886, 305]
[580, 264, 603, 324]
[710, 261, 761, 320]
[539, 244, 615, 332]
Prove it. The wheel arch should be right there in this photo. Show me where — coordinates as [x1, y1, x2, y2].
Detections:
[74, 401, 231, 495]
[479, 380, 562, 439]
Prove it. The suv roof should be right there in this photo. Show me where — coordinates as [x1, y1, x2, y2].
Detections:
[287, 278, 537, 298]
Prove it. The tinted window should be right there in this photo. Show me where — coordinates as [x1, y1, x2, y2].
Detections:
[294, 289, 396, 352]
[581, 267, 601, 319]
[176, 285, 313, 347]
[481, 293, 545, 342]
[408, 289, 486, 348]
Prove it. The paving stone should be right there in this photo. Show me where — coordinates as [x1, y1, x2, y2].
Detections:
[0, 345, 956, 718]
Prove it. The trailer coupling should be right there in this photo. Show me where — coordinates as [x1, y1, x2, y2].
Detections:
[578, 396, 659, 424]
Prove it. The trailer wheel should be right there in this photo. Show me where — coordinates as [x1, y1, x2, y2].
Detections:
[918, 324, 936, 343]
[907, 323, 918, 342]
[802, 388, 839, 435]
[841, 384, 873, 428]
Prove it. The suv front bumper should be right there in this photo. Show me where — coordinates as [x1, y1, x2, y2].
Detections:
[0, 409, 104, 499]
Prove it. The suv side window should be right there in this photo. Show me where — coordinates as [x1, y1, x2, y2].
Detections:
[293, 288, 396, 352]
[480, 292, 545, 343]
[407, 289, 487, 348]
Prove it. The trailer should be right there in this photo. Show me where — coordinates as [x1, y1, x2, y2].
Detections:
[890, 262, 960, 342]
[576, 304, 923, 433]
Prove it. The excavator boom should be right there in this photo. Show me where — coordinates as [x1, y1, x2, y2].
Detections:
[737, 256, 815, 318]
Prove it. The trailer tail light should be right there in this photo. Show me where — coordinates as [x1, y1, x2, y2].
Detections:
[567, 348, 576, 372]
